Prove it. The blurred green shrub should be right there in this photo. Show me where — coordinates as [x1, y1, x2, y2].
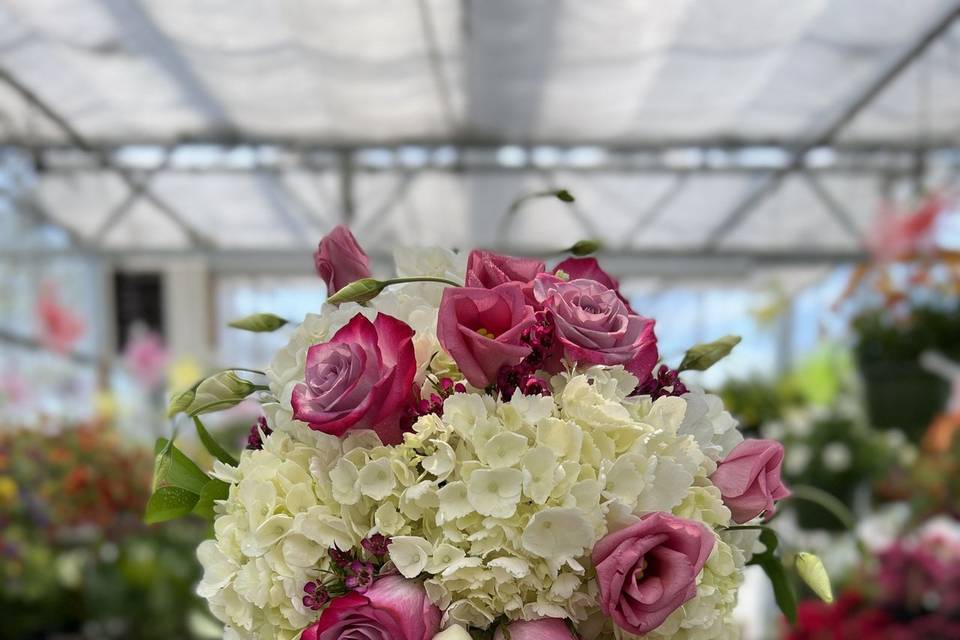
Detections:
[0, 424, 213, 639]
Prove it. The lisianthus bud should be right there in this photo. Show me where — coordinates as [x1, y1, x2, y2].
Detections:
[567, 239, 600, 256]
[796, 552, 833, 603]
[326, 278, 385, 305]
[186, 371, 257, 415]
[166, 387, 196, 417]
[227, 312, 288, 332]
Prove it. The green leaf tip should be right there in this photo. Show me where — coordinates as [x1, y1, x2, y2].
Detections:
[678, 335, 742, 372]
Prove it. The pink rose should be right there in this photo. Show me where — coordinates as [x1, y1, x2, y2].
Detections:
[292, 313, 416, 445]
[301, 575, 441, 640]
[710, 439, 791, 524]
[493, 618, 578, 639]
[553, 257, 633, 310]
[534, 276, 657, 383]
[437, 283, 536, 388]
[592, 512, 715, 636]
[315, 225, 372, 294]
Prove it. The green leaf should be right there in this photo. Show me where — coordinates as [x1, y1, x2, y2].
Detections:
[757, 526, 780, 555]
[746, 527, 797, 624]
[678, 335, 742, 372]
[568, 239, 601, 256]
[193, 417, 239, 466]
[326, 277, 385, 305]
[145, 486, 200, 524]
[153, 438, 210, 494]
[227, 312, 289, 333]
[555, 189, 575, 203]
[192, 478, 230, 520]
[760, 557, 798, 624]
[795, 552, 833, 603]
[166, 387, 197, 418]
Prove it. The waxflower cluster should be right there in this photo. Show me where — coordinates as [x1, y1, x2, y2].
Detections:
[193, 227, 793, 640]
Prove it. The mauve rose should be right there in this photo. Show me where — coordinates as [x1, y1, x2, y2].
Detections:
[492, 618, 578, 639]
[592, 512, 715, 636]
[710, 439, 791, 524]
[291, 313, 416, 445]
[301, 575, 441, 640]
[553, 257, 633, 310]
[466, 250, 545, 302]
[534, 275, 657, 383]
[437, 283, 536, 388]
[315, 225, 372, 294]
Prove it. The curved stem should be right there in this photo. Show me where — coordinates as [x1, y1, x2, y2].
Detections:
[383, 276, 461, 288]
[788, 485, 855, 532]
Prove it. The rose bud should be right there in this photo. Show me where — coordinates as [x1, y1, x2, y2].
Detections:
[315, 225, 372, 295]
[710, 439, 791, 524]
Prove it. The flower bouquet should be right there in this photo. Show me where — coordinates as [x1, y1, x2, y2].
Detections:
[150, 226, 826, 639]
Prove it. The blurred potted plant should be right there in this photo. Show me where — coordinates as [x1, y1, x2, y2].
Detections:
[853, 304, 959, 441]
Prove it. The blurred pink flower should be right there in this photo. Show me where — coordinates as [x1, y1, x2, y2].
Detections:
[869, 193, 946, 262]
[122, 329, 170, 389]
[36, 282, 85, 354]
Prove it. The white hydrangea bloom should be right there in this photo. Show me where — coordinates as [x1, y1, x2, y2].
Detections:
[197, 425, 369, 639]
[679, 388, 743, 462]
[204, 298, 751, 640]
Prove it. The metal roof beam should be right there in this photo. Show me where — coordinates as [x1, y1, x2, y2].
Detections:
[0, 67, 214, 248]
[705, 2, 960, 249]
[800, 173, 864, 245]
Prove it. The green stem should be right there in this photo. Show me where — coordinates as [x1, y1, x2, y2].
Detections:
[496, 189, 571, 243]
[382, 276, 461, 288]
[788, 485, 869, 557]
[787, 485, 855, 531]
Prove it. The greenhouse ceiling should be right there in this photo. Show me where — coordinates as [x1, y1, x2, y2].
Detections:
[1, 0, 960, 276]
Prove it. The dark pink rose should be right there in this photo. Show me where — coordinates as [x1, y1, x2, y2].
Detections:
[315, 225, 372, 294]
[710, 439, 790, 524]
[553, 257, 633, 310]
[300, 575, 441, 640]
[493, 618, 579, 639]
[438, 283, 536, 388]
[292, 313, 416, 445]
[533, 275, 657, 383]
[466, 250, 545, 302]
[592, 512, 715, 636]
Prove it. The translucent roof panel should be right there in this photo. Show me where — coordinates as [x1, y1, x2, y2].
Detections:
[0, 0, 957, 145]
